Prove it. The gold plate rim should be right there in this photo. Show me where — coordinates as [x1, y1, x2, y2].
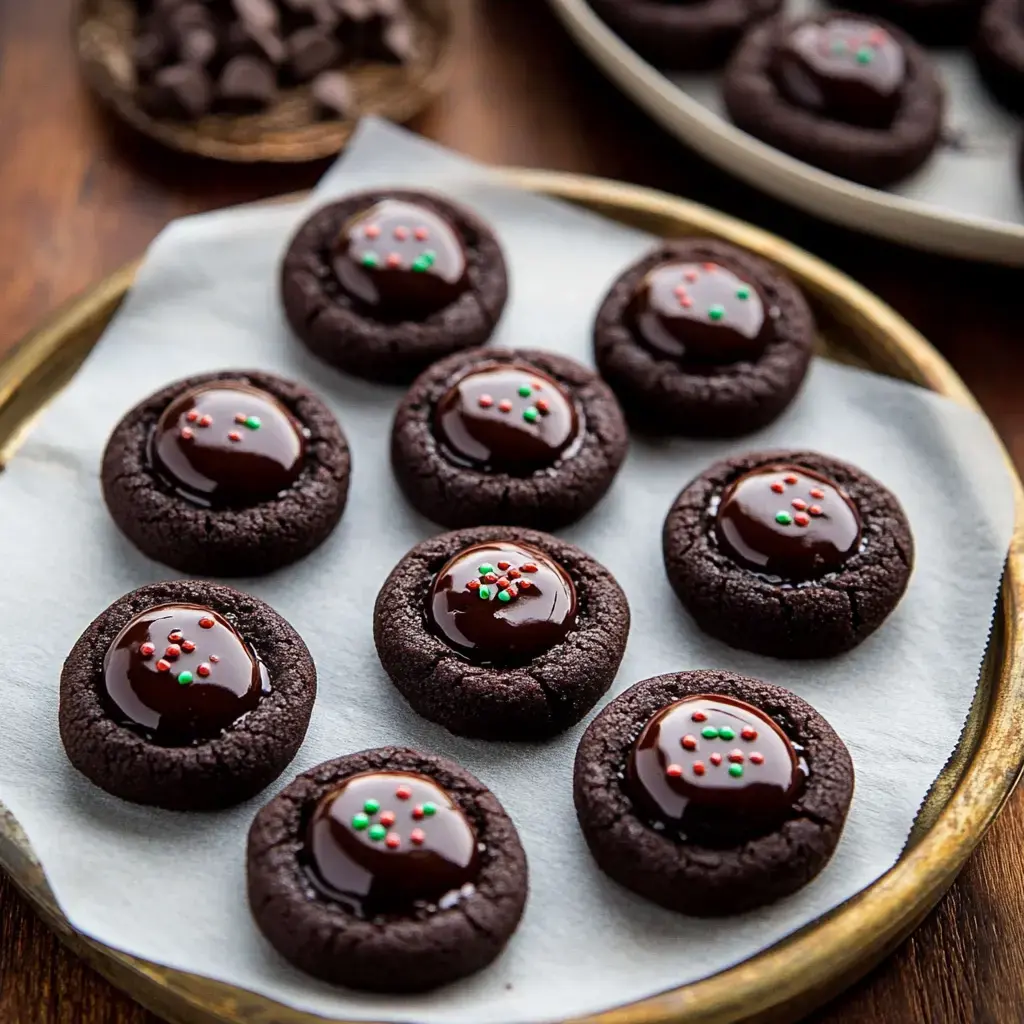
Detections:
[1, 169, 1022, 1024]
[73, 0, 458, 164]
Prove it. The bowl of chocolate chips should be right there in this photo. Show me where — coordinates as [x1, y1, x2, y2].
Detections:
[75, 0, 454, 161]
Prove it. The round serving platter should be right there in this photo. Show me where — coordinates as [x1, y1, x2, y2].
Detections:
[546, 0, 1024, 266]
[1, 170, 1023, 1024]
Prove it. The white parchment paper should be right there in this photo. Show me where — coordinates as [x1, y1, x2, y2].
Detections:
[0, 119, 1014, 1024]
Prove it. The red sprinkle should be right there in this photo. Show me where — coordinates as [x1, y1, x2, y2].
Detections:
[165, 644, 181, 659]
[532, 381, 543, 391]
[181, 640, 196, 653]
[364, 224, 381, 239]
[771, 482, 785, 494]
[693, 761, 706, 776]
[497, 561, 510, 570]
[197, 664, 211, 677]
[522, 563, 538, 573]
[741, 727, 757, 741]
[414, 227, 429, 241]
[536, 399, 550, 413]
[199, 617, 215, 629]
[380, 811, 396, 827]
[478, 394, 494, 408]
[498, 399, 513, 413]
[809, 504, 823, 516]
[168, 630, 183, 642]
[665, 764, 684, 778]
[508, 568, 521, 579]
[412, 806, 425, 820]
[809, 487, 825, 499]
[396, 786, 412, 800]
[228, 431, 242, 442]
[750, 752, 765, 765]
[728, 750, 744, 763]
[156, 659, 171, 673]
[691, 711, 707, 722]
[681, 734, 698, 751]
[393, 226, 409, 240]
[518, 580, 532, 590]
[186, 410, 199, 423]
[386, 252, 402, 268]
[506, 586, 518, 598]
[794, 513, 810, 527]
[703, 262, 717, 271]
[710, 753, 723, 766]
[209, 655, 219, 663]
[180, 428, 193, 440]
[497, 577, 510, 589]
[785, 474, 799, 485]
[235, 413, 247, 424]
[792, 498, 807, 511]
[385, 833, 401, 849]
[685, 270, 698, 282]
[410, 828, 426, 844]
[484, 573, 497, 584]
[868, 28, 887, 44]
[199, 414, 212, 428]
[140, 642, 156, 657]
[467, 580, 480, 591]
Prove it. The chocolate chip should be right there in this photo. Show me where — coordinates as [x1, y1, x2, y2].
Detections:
[138, 63, 213, 119]
[287, 26, 342, 81]
[181, 26, 219, 64]
[311, 69, 355, 118]
[223, 19, 287, 64]
[216, 55, 277, 113]
[232, 0, 279, 33]
[379, 16, 415, 63]
[333, 0, 376, 21]
[133, 31, 171, 79]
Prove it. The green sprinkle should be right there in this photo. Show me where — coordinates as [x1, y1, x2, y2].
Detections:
[479, 586, 491, 600]
[736, 286, 751, 300]
[368, 824, 387, 841]
[729, 764, 744, 778]
[478, 564, 494, 575]
[363, 798, 380, 814]
[701, 726, 719, 739]
[422, 802, 437, 817]
[775, 511, 793, 526]
[708, 304, 726, 321]
[352, 812, 370, 830]
[719, 726, 736, 741]
[361, 252, 380, 268]
[244, 415, 261, 430]
[523, 407, 539, 423]
[177, 671, 193, 686]
[423, 250, 437, 265]
[411, 256, 430, 272]
[856, 46, 873, 63]
[498, 590, 512, 603]
[518, 384, 532, 397]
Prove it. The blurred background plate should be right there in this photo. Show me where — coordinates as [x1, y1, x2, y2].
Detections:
[547, 0, 1024, 265]
[74, 0, 456, 163]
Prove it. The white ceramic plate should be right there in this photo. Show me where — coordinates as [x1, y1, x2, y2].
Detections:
[547, 0, 1024, 264]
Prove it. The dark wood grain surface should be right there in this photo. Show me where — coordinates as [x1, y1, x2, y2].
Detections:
[1, 1, 1022, 1021]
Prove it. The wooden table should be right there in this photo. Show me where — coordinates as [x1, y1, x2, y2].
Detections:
[1, 1, 1021, 1021]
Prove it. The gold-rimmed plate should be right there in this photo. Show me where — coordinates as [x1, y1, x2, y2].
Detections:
[74, 0, 456, 163]
[1, 170, 1022, 1023]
